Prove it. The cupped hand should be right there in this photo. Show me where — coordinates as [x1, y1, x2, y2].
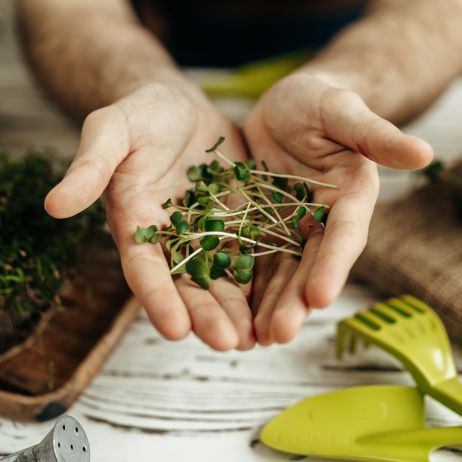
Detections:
[45, 83, 255, 351]
[244, 73, 433, 345]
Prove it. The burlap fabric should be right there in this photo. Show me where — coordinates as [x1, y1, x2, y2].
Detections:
[352, 162, 462, 343]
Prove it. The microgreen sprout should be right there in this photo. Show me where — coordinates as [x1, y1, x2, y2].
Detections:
[135, 138, 336, 289]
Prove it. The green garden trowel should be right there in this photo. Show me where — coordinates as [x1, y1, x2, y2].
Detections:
[260, 385, 462, 462]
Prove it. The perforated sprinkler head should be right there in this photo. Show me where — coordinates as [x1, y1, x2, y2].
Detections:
[1, 415, 89, 462]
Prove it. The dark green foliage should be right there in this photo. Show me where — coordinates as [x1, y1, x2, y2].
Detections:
[0, 153, 105, 345]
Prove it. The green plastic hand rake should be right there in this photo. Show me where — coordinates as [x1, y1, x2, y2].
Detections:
[337, 294, 462, 415]
[260, 385, 462, 462]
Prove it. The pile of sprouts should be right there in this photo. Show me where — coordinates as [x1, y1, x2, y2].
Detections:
[135, 137, 336, 289]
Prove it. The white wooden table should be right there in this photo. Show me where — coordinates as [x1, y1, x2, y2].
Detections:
[1, 1, 461, 460]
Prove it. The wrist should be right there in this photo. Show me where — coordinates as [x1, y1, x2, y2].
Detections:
[112, 69, 210, 107]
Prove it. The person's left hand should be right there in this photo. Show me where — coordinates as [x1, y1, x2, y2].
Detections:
[244, 73, 433, 346]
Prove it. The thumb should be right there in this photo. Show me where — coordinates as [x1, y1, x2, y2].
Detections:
[327, 90, 434, 169]
[45, 106, 129, 218]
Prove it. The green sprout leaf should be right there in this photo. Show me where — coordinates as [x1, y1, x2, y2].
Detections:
[135, 225, 159, 244]
[273, 176, 289, 192]
[234, 162, 250, 181]
[162, 198, 173, 209]
[186, 257, 211, 289]
[194, 215, 208, 232]
[271, 190, 283, 203]
[175, 220, 189, 235]
[296, 206, 307, 220]
[208, 182, 220, 195]
[187, 165, 203, 182]
[205, 136, 226, 153]
[183, 190, 196, 207]
[197, 196, 210, 207]
[195, 180, 209, 195]
[245, 159, 256, 170]
[294, 183, 309, 201]
[291, 206, 307, 229]
[210, 265, 227, 280]
[213, 252, 231, 268]
[240, 225, 260, 241]
[313, 206, 326, 223]
[234, 254, 255, 271]
[170, 211, 182, 227]
[205, 219, 225, 232]
[207, 160, 223, 175]
[233, 269, 253, 285]
[200, 235, 220, 250]
[239, 245, 251, 254]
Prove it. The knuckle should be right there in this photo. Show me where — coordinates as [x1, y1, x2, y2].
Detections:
[83, 107, 112, 128]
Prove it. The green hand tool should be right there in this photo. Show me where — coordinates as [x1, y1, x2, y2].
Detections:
[260, 385, 462, 462]
[337, 294, 462, 416]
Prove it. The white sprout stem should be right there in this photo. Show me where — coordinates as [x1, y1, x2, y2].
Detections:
[238, 187, 278, 224]
[252, 245, 300, 257]
[210, 193, 230, 211]
[254, 183, 291, 236]
[187, 231, 302, 256]
[208, 201, 329, 218]
[250, 169, 338, 189]
[238, 202, 252, 237]
[170, 246, 204, 274]
[253, 180, 303, 204]
[258, 227, 300, 246]
[214, 149, 236, 167]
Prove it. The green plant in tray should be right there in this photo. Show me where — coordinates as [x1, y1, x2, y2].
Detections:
[0, 152, 105, 353]
[135, 137, 337, 289]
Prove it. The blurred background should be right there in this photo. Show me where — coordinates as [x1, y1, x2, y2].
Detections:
[1, 0, 462, 196]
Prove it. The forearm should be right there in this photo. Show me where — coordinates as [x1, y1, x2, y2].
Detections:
[299, 0, 462, 124]
[18, 0, 205, 118]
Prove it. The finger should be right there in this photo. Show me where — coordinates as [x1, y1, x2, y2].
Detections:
[254, 253, 299, 346]
[269, 226, 323, 344]
[324, 90, 433, 169]
[176, 277, 239, 351]
[121, 242, 192, 341]
[45, 106, 129, 218]
[305, 188, 377, 309]
[209, 278, 255, 351]
[251, 254, 274, 315]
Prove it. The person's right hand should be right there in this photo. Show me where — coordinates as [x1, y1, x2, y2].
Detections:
[45, 82, 255, 351]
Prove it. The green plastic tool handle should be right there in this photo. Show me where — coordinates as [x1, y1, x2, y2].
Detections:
[362, 426, 462, 452]
[428, 377, 462, 417]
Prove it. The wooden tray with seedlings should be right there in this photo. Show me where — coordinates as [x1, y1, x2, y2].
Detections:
[0, 153, 138, 422]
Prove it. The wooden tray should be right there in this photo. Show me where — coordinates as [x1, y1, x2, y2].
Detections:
[0, 242, 140, 422]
